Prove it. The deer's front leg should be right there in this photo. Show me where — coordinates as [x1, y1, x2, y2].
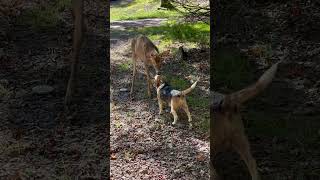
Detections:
[65, 0, 84, 107]
[144, 63, 152, 98]
[130, 56, 137, 98]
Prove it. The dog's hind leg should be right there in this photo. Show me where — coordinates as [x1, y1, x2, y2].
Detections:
[170, 106, 179, 125]
[182, 103, 192, 128]
[232, 133, 260, 180]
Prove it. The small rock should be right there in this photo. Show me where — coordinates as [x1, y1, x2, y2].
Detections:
[120, 88, 128, 92]
[292, 78, 306, 90]
[174, 169, 181, 174]
[15, 89, 28, 98]
[32, 85, 54, 95]
[303, 61, 315, 68]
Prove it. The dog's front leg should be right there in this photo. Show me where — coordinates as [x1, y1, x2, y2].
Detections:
[158, 97, 164, 115]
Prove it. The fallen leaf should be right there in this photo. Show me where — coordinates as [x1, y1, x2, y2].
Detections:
[196, 153, 206, 162]
[110, 153, 117, 160]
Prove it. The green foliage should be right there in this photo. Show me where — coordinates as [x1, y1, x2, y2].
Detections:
[119, 61, 132, 72]
[111, 0, 181, 21]
[136, 21, 210, 47]
[167, 76, 189, 90]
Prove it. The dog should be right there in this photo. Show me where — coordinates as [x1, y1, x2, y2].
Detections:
[154, 75, 198, 128]
[130, 35, 170, 98]
[211, 61, 281, 180]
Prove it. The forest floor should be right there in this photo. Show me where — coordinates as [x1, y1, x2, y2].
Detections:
[214, 1, 320, 179]
[0, 1, 108, 179]
[110, 2, 210, 179]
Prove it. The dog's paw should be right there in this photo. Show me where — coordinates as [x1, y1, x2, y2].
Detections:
[188, 124, 193, 129]
[172, 121, 177, 125]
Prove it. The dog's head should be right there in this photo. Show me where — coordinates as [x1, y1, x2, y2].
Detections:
[148, 50, 170, 74]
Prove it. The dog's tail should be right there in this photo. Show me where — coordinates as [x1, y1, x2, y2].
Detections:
[227, 61, 280, 105]
[180, 79, 199, 96]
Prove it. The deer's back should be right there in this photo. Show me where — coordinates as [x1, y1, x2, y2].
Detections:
[132, 35, 159, 60]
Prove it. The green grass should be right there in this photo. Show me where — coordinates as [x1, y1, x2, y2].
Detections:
[16, 0, 71, 29]
[119, 61, 132, 72]
[134, 20, 210, 49]
[189, 95, 209, 133]
[167, 76, 189, 90]
[111, 0, 181, 21]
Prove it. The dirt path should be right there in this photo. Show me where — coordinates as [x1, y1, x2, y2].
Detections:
[110, 19, 210, 179]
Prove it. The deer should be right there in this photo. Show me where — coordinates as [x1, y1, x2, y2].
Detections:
[130, 35, 170, 99]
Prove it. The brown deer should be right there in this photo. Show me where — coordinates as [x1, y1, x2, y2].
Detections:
[130, 35, 169, 99]
[64, 0, 85, 107]
[211, 61, 281, 180]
